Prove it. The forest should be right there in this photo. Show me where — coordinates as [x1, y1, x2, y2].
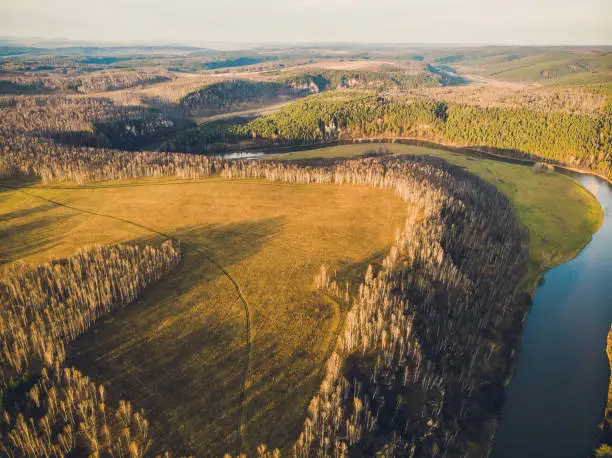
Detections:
[0, 70, 173, 95]
[179, 80, 303, 116]
[0, 94, 233, 176]
[221, 91, 612, 179]
[278, 68, 445, 92]
[0, 43, 610, 457]
[0, 152, 529, 456]
[1, 242, 181, 457]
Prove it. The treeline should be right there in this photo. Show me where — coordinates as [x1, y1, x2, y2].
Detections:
[0, 242, 181, 384]
[1, 242, 181, 457]
[279, 69, 442, 93]
[0, 95, 184, 151]
[0, 71, 173, 95]
[221, 155, 528, 456]
[226, 91, 612, 179]
[0, 132, 228, 183]
[179, 80, 303, 116]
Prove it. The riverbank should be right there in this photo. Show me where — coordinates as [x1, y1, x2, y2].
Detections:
[266, 141, 604, 291]
[223, 135, 612, 185]
[491, 174, 612, 458]
[265, 142, 606, 456]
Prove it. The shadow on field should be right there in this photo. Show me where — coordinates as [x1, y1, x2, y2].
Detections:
[0, 202, 57, 223]
[0, 212, 76, 265]
[67, 218, 282, 457]
[234, 249, 392, 453]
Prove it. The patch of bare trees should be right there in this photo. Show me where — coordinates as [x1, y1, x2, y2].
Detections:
[0, 95, 236, 183]
[0, 137, 229, 185]
[0, 138, 228, 184]
[222, 155, 528, 456]
[0, 242, 180, 457]
[0, 94, 183, 151]
[1, 70, 173, 95]
[2, 365, 152, 457]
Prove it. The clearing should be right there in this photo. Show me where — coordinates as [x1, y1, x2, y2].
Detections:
[0, 177, 406, 456]
[267, 143, 603, 289]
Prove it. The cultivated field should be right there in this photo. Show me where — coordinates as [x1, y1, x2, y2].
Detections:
[0, 177, 406, 455]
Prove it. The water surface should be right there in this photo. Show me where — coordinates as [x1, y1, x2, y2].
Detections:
[492, 174, 612, 458]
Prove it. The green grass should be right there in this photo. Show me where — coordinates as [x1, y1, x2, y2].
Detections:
[471, 51, 612, 83]
[267, 143, 604, 289]
[0, 177, 406, 456]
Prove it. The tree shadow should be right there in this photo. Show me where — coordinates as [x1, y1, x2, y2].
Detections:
[0, 202, 56, 223]
[66, 218, 283, 457]
[0, 212, 77, 265]
[334, 249, 391, 295]
[234, 249, 392, 454]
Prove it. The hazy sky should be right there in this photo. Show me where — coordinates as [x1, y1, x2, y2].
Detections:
[1, 0, 611, 45]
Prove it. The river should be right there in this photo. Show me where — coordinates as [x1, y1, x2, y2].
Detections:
[491, 173, 612, 458]
[249, 140, 611, 456]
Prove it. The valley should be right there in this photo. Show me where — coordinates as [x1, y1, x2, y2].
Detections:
[0, 41, 610, 457]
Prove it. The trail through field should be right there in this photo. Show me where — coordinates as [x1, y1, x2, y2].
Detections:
[0, 182, 253, 455]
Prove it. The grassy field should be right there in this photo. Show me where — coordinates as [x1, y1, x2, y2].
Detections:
[267, 143, 603, 289]
[0, 144, 602, 455]
[0, 177, 406, 456]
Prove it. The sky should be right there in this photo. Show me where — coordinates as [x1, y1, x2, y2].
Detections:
[1, 0, 611, 46]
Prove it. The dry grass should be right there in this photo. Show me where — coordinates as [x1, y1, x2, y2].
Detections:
[289, 59, 422, 72]
[267, 143, 603, 289]
[0, 177, 406, 456]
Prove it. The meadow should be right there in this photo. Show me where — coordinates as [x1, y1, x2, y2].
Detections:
[0, 176, 406, 455]
[0, 143, 603, 456]
[267, 143, 603, 289]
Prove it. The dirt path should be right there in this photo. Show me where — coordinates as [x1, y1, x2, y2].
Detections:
[0, 182, 253, 455]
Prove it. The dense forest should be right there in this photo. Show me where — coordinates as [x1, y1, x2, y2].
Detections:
[278, 68, 444, 93]
[1, 242, 181, 457]
[0, 70, 173, 95]
[179, 80, 303, 116]
[220, 91, 612, 179]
